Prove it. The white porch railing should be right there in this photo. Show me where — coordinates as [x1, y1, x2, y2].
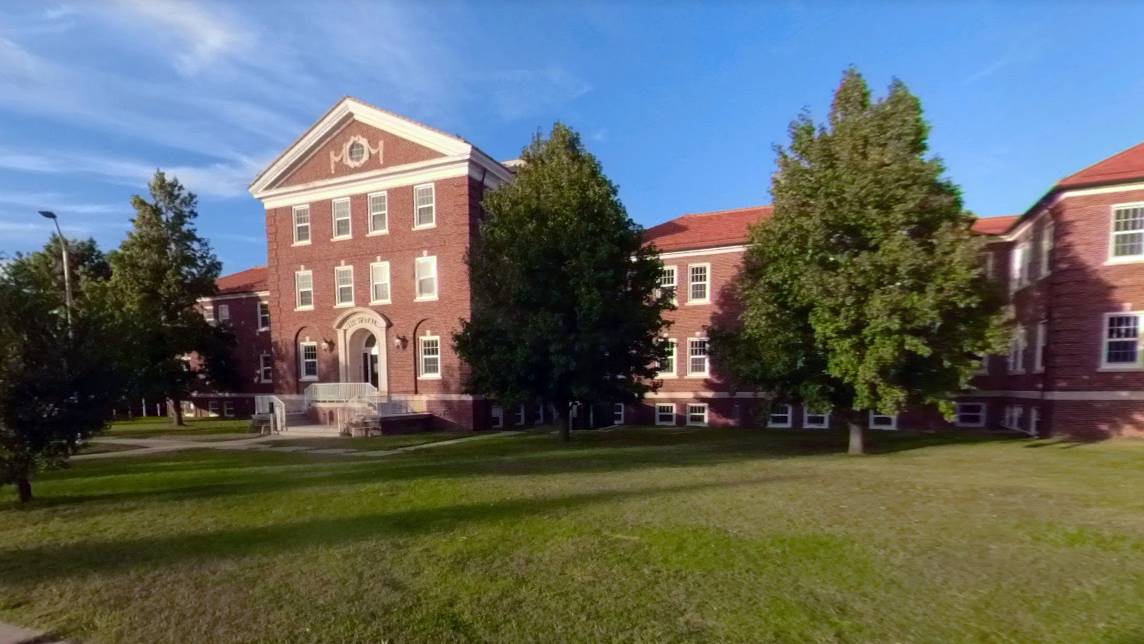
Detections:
[333, 395, 429, 433]
[255, 394, 306, 433]
[304, 382, 379, 405]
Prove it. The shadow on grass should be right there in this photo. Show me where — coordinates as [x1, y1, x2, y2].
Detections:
[12, 428, 1029, 511]
[0, 475, 805, 587]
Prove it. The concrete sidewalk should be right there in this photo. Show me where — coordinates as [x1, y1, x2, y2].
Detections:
[78, 430, 527, 461]
[0, 621, 70, 643]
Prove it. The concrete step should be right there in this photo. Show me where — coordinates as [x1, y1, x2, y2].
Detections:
[283, 424, 343, 437]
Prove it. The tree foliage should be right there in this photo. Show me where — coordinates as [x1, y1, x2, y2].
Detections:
[710, 68, 1006, 453]
[107, 170, 234, 424]
[454, 123, 672, 440]
[0, 242, 124, 502]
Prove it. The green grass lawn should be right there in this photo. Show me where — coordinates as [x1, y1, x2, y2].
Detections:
[2, 428, 1143, 642]
[264, 431, 473, 451]
[103, 417, 252, 440]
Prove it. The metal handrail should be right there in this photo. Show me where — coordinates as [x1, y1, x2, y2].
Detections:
[304, 382, 380, 406]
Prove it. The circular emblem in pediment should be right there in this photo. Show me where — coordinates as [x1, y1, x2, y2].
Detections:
[343, 135, 371, 168]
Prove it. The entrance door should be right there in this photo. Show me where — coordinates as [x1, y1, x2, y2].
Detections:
[361, 334, 380, 388]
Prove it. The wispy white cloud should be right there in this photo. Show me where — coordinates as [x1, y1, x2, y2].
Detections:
[965, 43, 1042, 84]
[109, 0, 252, 76]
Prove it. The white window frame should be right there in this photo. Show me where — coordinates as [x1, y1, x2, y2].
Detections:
[258, 300, 270, 331]
[535, 402, 545, 425]
[657, 265, 678, 304]
[299, 341, 319, 382]
[202, 303, 214, 324]
[513, 404, 525, 426]
[334, 265, 354, 307]
[491, 405, 504, 429]
[686, 403, 708, 427]
[419, 335, 441, 379]
[869, 411, 898, 430]
[1029, 406, 1041, 436]
[413, 183, 436, 229]
[1007, 326, 1027, 374]
[223, 400, 235, 418]
[658, 338, 677, 379]
[1108, 203, 1144, 263]
[612, 403, 624, 425]
[331, 197, 352, 240]
[367, 191, 388, 236]
[259, 352, 273, 383]
[216, 303, 229, 323]
[208, 400, 219, 417]
[369, 261, 391, 305]
[1034, 321, 1047, 373]
[803, 408, 830, 429]
[687, 263, 710, 305]
[1009, 240, 1028, 294]
[686, 337, 709, 378]
[1039, 220, 1054, 278]
[292, 205, 311, 245]
[954, 402, 986, 428]
[1100, 311, 1144, 370]
[655, 403, 676, 426]
[1002, 405, 1025, 431]
[294, 270, 314, 311]
[767, 404, 792, 428]
[414, 255, 438, 301]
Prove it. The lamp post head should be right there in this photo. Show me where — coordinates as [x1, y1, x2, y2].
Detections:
[38, 210, 57, 220]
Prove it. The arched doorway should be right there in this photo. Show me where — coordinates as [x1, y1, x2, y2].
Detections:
[333, 308, 390, 392]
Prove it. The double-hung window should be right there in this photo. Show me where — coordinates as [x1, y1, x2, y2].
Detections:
[334, 266, 354, 307]
[687, 337, 708, 377]
[803, 408, 830, 429]
[415, 255, 438, 301]
[1103, 312, 1142, 369]
[1039, 220, 1054, 278]
[258, 301, 271, 331]
[1010, 241, 1029, 293]
[368, 192, 388, 235]
[292, 205, 311, 244]
[657, 266, 677, 303]
[1034, 321, 1047, 373]
[613, 403, 625, 425]
[513, 405, 526, 426]
[658, 338, 677, 378]
[332, 198, 352, 239]
[954, 402, 986, 427]
[688, 263, 710, 304]
[1003, 405, 1024, 431]
[869, 412, 898, 430]
[259, 352, 273, 383]
[295, 270, 314, 310]
[1007, 326, 1027, 373]
[655, 403, 676, 426]
[217, 304, 230, 324]
[413, 184, 436, 228]
[370, 261, 391, 304]
[686, 403, 708, 427]
[1110, 204, 1144, 260]
[419, 336, 441, 378]
[299, 341, 319, 381]
[767, 404, 792, 428]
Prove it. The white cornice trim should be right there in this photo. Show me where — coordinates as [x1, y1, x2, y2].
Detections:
[199, 290, 270, 303]
[1002, 181, 1144, 241]
[259, 159, 477, 210]
[961, 389, 1144, 401]
[655, 245, 747, 260]
[644, 391, 767, 399]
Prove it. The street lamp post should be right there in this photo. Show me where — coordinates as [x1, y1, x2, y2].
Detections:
[37, 210, 73, 331]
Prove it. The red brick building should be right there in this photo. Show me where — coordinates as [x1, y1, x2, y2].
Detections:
[203, 97, 1144, 438]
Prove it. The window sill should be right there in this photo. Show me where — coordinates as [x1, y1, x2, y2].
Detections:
[369, 300, 391, 306]
[1104, 256, 1144, 266]
[294, 306, 314, 312]
[417, 374, 442, 381]
[331, 235, 353, 242]
[412, 223, 437, 231]
[657, 373, 677, 380]
[334, 302, 355, 309]
[292, 241, 312, 247]
[1097, 366, 1144, 372]
[300, 376, 319, 382]
[414, 296, 439, 303]
[258, 327, 270, 333]
[366, 230, 389, 237]
[685, 300, 710, 306]
[685, 373, 709, 379]
[767, 424, 792, 429]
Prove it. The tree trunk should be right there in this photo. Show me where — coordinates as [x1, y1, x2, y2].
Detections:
[16, 476, 32, 503]
[847, 420, 865, 455]
[168, 397, 185, 427]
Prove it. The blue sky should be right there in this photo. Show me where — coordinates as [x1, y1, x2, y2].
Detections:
[2, 1, 1144, 274]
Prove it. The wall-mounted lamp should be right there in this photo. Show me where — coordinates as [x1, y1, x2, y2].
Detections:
[322, 339, 336, 352]
[394, 335, 408, 350]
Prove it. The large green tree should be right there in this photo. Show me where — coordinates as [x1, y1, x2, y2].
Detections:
[454, 123, 672, 441]
[108, 170, 234, 425]
[710, 68, 1005, 454]
[1, 243, 124, 503]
